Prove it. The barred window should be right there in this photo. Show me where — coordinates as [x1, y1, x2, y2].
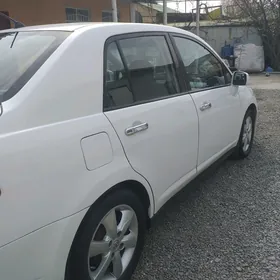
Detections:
[65, 7, 90, 22]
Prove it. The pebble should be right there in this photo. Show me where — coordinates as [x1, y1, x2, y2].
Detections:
[132, 89, 280, 280]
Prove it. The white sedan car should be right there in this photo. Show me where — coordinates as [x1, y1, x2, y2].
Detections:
[0, 23, 257, 280]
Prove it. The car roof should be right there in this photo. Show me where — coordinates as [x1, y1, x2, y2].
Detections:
[0, 22, 208, 53]
[0, 22, 99, 32]
[0, 22, 192, 36]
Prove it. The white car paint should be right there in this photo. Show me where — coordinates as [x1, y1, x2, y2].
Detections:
[191, 85, 241, 169]
[81, 133, 113, 171]
[105, 94, 199, 213]
[0, 23, 257, 280]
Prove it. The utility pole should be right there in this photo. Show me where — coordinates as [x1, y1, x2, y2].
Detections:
[130, 2, 136, 23]
[196, 0, 200, 35]
[163, 0, 167, 25]
[111, 0, 118, 22]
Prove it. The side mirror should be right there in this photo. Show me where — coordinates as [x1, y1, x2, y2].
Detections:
[232, 71, 248, 86]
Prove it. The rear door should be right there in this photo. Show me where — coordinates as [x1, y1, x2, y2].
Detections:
[171, 35, 241, 170]
[103, 33, 199, 211]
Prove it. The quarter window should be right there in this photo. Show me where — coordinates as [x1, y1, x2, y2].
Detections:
[104, 42, 133, 109]
[173, 37, 231, 90]
[104, 35, 179, 110]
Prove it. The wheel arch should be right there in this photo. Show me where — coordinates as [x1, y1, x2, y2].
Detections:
[248, 103, 257, 119]
[72, 179, 152, 242]
[93, 179, 152, 221]
[65, 179, 152, 279]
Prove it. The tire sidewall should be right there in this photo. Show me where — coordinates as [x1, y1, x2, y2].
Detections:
[66, 189, 146, 280]
[238, 109, 255, 158]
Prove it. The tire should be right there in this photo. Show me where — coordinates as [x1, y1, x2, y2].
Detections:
[231, 109, 255, 159]
[66, 189, 147, 280]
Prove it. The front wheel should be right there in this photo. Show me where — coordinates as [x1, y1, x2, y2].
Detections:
[66, 189, 147, 280]
[231, 109, 256, 159]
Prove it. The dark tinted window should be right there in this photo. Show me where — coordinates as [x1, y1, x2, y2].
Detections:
[104, 42, 133, 109]
[120, 36, 179, 101]
[104, 36, 179, 110]
[0, 31, 69, 102]
[174, 37, 231, 90]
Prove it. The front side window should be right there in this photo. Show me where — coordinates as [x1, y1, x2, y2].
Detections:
[0, 31, 69, 102]
[104, 35, 179, 110]
[174, 37, 231, 90]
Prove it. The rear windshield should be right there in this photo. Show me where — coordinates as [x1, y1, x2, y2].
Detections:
[0, 31, 70, 102]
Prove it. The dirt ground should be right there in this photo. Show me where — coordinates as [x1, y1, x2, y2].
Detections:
[249, 74, 280, 90]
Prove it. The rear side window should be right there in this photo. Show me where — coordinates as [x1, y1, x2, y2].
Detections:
[104, 35, 179, 110]
[104, 42, 133, 109]
[0, 31, 70, 102]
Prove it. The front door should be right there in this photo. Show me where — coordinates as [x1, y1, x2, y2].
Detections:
[172, 35, 241, 168]
[103, 34, 198, 210]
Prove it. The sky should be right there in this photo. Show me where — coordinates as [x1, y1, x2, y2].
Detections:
[161, 1, 221, 13]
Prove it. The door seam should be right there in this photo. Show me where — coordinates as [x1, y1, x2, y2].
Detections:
[103, 112, 156, 210]
[190, 93, 200, 172]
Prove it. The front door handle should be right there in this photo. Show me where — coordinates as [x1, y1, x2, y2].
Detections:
[200, 102, 212, 111]
[125, 122, 149, 136]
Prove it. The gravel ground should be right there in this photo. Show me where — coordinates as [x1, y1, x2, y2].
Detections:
[132, 89, 280, 280]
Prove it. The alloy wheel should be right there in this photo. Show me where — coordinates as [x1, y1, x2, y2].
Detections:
[242, 115, 253, 152]
[87, 205, 138, 280]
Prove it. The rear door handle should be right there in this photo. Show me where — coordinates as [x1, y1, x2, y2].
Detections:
[125, 122, 149, 136]
[200, 102, 212, 111]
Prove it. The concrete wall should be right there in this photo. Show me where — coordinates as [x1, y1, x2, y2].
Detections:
[190, 25, 262, 55]
[0, 0, 131, 26]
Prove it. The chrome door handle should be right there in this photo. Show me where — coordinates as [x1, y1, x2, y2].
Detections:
[125, 122, 149, 136]
[200, 102, 212, 111]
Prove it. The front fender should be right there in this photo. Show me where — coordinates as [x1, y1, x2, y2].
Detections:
[239, 86, 258, 116]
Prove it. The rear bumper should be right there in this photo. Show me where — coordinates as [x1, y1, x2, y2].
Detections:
[0, 208, 88, 280]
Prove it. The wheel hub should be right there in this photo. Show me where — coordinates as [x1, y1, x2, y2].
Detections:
[111, 238, 121, 252]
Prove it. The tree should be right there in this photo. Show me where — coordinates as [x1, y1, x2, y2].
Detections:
[224, 0, 280, 70]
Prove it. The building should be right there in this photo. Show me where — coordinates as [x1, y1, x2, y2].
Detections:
[0, 0, 134, 29]
[135, 2, 177, 23]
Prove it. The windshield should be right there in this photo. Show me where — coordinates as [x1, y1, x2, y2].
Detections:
[0, 31, 70, 102]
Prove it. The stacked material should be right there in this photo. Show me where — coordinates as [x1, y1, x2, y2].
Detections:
[234, 43, 265, 72]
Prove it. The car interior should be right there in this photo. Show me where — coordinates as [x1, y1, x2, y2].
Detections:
[104, 37, 179, 109]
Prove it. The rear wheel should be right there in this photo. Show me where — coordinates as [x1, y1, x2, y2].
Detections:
[231, 109, 255, 159]
[66, 189, 146, 280]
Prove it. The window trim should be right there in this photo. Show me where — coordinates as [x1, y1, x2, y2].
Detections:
[169, 33, 233, 94]
[103, 31, 188, 112]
